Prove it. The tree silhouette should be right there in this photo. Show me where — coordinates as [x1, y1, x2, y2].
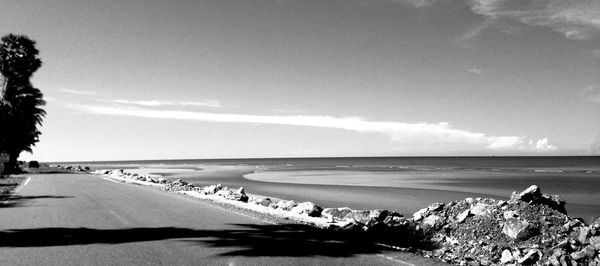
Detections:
[0, 34, 45, 173]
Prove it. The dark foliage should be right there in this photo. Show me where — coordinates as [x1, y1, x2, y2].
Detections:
[0, 34, 45, 173]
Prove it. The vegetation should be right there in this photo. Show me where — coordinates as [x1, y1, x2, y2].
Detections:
[0, 34, 45, 174]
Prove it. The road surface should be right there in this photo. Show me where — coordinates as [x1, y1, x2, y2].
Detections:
[0, 173, 446, 265]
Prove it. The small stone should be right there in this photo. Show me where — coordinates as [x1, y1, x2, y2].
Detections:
[579, 227, 590, 244]
[503, 210, 519, 219]
[456, 210, 471, 223]
[518, 249, 541, 264]
[470, 203, 492, 216]
[500, 249, 513, 263]
[571, 245, 596, 261]
[590, 236, 600, 250]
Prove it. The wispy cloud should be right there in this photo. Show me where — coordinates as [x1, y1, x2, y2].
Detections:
[581, 84, 600, 103]
[60, 89, 97, 95]
[466, 0, 600, 41]
[67, 103, 557, 152]
[110, 99, 221, 108]
[468, 68, 483, 75]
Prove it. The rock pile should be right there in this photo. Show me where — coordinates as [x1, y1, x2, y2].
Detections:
[52, 165, 90, 172]
[412, 185, 600, 265]
[95, 170, 599, 265]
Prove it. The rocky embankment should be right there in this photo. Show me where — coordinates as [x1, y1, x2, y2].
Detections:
[94, 169, 600, 266]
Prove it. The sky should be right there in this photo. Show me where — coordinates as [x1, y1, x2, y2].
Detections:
[1, 0, 599, 162]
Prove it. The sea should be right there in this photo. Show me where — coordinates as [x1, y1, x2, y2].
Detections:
[66, 156, 600, 222]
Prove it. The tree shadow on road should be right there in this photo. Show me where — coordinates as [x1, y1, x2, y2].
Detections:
[0, 195, 73, 208]
[0, 224, 424, 258]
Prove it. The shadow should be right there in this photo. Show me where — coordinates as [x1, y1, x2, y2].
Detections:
[0, 224, 424, 258]
[0, 195, 73, 208]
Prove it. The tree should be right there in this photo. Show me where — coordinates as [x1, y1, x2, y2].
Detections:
[0, 34, 45, 173]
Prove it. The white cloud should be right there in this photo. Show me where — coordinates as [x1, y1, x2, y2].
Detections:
[530, 138, 558, 151]
[468, 68, 483, 74]
[60, 89, 97, 95]
[67, 103, 557, 152]
[110, 99, 221, 108]
[467, 0, 600, 40]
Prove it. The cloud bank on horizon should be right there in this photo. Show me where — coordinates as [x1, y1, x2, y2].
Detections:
[68, 103, 558, 153]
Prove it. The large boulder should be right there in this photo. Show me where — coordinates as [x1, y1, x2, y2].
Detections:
[250, 197, 272, 207]
[290, 202, 323, 217]
[216, 189, 233, 198]
[421, 215, 444, 233]
[226, 187, 249, 202]
[321, 207, 353, 222]
[201, 184, 222, 194]
[344, 209, 389, 227]
[509, 185, 567, 214]
[502, 218, 539, 240]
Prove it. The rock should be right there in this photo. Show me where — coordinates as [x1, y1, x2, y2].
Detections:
[275, 200, 297, 211]
[202, 184, 222, 194]
[510, 185, 567, 214]
[511, 185, 542, 203]
[383, 215, 409, 228]
[570, 245, 596, 261]
[502, 218, 539, 240]
[344, 210, 389, 227]
[500, 249, 514, 263]
[559, 255, 574, 266]
[413, 207, 428, 221]
[251, 198, 272, 207]
[517, 249, 541, 264]
[578, 227, 589, 244]
[422, 215, 444, 233]
[322, 207, 353, 222]
[157, 177, 167, 184]
[541, 194, 567, 214]
[590, 236, 600, 250]
[173, 179, 187, 186]
[503, 210, 519, 219]
[470, 203, 492, 216]
[236, 187, 246, 196]
[456, 210, 471, 223]
[216, 189, 233, 198]
[290, 202, 323, 217]
[428, 202, 445, 212]
[225, 187, 249, 202]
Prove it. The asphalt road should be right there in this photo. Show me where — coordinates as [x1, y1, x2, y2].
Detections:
[0, 173, 447, 266]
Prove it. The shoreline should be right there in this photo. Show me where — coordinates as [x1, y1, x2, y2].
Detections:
[106, 164, 599, 222]
[89, 168, 600, 265]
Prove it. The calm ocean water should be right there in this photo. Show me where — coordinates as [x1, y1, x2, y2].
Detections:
[69, 156, 600, 171]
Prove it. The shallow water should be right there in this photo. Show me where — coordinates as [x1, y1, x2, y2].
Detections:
[78, 156, 600, 222]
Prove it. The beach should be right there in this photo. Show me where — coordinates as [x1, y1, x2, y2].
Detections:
[82, 156, 599, 223]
